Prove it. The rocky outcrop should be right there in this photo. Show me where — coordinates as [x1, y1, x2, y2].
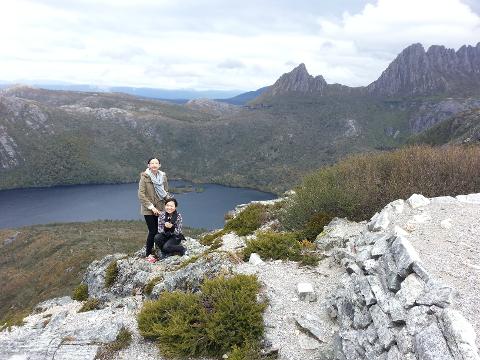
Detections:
[185, 98, 240, 117]
[409, 98, 480, 133]
[323, 194, 480, 360]
[367, 43, 480, 97]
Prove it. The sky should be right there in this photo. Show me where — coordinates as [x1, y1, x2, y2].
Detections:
[1, 0, 480, 91]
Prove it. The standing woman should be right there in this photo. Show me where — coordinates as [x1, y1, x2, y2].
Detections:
[138, 157, 168, 262]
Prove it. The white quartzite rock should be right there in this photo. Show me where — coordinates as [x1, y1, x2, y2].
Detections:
[406, 194, 431, 209]
[249, 253, 264, 266]
[368, 210, 390, 232]
[297, 282, 317, 302]
[438, 308, 480, 360]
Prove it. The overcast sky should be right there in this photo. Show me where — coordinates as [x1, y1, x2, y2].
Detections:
[1, 0, 479, 91]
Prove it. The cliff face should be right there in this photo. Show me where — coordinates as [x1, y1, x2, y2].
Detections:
[367, 43, 480, 97]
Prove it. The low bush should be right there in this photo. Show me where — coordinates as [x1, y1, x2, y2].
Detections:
[78, 298, 101, 313]
[224, 204, 268, 236]
[243, 231, 302, 262]
[95, 327, 132, 359]
[104, 261, 118, 288]
[202, 275, 266, 355]
[282, 145, 480, 229]
[300, 212, 334, 240]
[299, 253, 321, 267]
[72, 283, 88, 301]
[200, 229, 226, 247]
[137, 275, 266, 358]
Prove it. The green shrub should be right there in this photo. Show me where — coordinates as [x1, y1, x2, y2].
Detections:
[95, 327, 132, 359]
[282, 145, 480, 228]
[243, 231, 302, 262]
[136, 275, 266, 358]
[299, 253, 321, 267]
[104, 261, 118, 288]
[72, 283, 88, 301]
[78, 298, 101, 313]
[224, 204, 268, 236]
[143, 277, 162, 296]
[200, 229, 226, 247]
[301, 212, 333, 240]
[229, 342, 263, 360]
[138, 292, 207, 357]
[202, 275, 266, 355]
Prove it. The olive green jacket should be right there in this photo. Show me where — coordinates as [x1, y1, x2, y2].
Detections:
[138, 171, 169, 215]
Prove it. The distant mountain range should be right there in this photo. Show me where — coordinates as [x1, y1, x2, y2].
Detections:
[1, 42, 479, 193]
[0, 82, 244, 102]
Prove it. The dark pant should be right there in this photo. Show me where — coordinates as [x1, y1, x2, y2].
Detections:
[154, 232, 185, 255]
[144, 215, 158, 257]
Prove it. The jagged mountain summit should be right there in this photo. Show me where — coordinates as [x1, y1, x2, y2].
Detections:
[367, 42, 480, 97]
[268, 63, 328, 95]
[253, 42, 480, 102]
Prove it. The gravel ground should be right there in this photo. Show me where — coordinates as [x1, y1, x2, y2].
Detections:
[236, 257, 344, 360]
[391, 199, 480, 348]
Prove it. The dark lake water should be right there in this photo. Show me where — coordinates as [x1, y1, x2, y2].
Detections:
[0, 181, 275, 230]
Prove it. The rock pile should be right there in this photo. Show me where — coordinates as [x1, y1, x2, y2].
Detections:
[322, 194, 480, 360]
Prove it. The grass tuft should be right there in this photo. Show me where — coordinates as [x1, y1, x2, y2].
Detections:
[72, 283, 89, 301]
[78, 298, 101, 313]
[104, 261, 118, 288]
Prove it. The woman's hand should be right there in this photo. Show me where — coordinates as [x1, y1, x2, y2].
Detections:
[151, 207, 160, 215]
[165, 222, 173, 228]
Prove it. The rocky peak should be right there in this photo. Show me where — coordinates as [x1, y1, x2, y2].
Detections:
[266, 63, 328, 96]
[367, 42, 480, 97]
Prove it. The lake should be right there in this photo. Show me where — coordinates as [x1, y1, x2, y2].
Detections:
[0, 181, 276, 229]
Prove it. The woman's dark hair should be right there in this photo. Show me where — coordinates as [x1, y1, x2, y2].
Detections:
[165, 197, 178, 207]
[147, 157, 160, 164]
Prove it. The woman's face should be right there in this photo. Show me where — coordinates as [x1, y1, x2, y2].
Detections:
[148, 158, 160, 172]
[165, 201, 176, 214]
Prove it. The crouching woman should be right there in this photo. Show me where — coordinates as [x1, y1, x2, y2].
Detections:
[154, 198, 186, 257]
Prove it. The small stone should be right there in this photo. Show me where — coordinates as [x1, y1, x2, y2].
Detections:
[369, 304, 395, 350]
[416, 280, 456, 308]
[368, 210, 390, 232]
[387, 345, 401, 360]
[249, 253, 264, 266]
[393, 225, 409, 237]
[395, 273, 425, 308]
[359, 276, 376, 306]
[363, 259, 378, 274]
[295, 313, 328, 342]
[440, 218, 453, 229]
[456, 193, 480, 204]
[390, 236, 421, 277]
[415, 322, 454, 360]
[406, 194, 431, 209]
[438, 308, 480, 360]
[297, 282, 317, 302]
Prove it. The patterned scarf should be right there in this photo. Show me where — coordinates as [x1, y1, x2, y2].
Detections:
[145, 168, 168, 199]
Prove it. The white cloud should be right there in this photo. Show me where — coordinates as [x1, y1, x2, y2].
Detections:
[0, 0, 479, 90]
